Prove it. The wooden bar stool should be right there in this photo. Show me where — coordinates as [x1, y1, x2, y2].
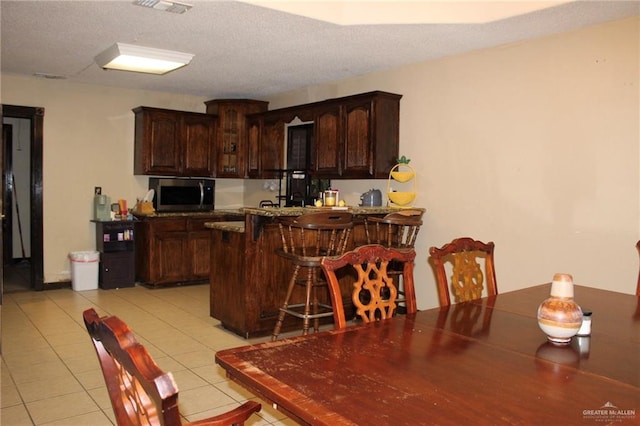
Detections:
[272, 211, 353, 340]
[364, 209, 424, 312]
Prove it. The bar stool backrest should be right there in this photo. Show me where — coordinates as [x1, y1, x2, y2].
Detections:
[365, 209, 424, 249]
[278, 212, 353, 258]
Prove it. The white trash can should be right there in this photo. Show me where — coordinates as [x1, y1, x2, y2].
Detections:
[69, 251, 100, 291]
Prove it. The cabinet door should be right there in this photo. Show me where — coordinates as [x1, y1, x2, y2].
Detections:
[189, 230, 211, 280]
[100, 252, 135, 289]
[342, 100, 373, 178]
[182, 112, 216, 177]
[260, 118, 285, 178]
[218, 107, 243, 177]
[313, 107, 342, 177]
[187, 218, 212, 280]
[155, 231, 189, 284]
[246, 118, 261, 178]
[206, 101, 269, 178]
[135, 108, 181, 175]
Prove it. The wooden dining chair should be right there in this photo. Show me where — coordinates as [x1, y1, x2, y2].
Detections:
[364, 209, 424, 312]
[320, 244, 417, 329]
[83, 308, 261, 426]
[428, 237, 498, 307]
[636, 240, 640, 296]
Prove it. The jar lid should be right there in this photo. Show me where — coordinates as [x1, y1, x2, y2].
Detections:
[550, 273, 574, 298]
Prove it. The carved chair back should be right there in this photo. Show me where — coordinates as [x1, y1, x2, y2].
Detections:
[321, 244, 417, 329]
[83, 308, 260, 426]
[428, 237, 498, 307]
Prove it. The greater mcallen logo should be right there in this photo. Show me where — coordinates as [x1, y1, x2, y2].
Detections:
[583, 401, 636, 422]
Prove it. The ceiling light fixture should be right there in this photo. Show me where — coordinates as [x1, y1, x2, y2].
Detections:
[95, 43, 194, 75]
[133, 0, 192, 14]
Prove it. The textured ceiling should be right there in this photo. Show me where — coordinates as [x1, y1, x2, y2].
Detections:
[1, 0, 638, 100]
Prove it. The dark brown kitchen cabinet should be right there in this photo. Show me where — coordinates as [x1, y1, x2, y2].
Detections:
[187, 218, 213, 281]
[312, 106, 341, 176]
[133, 107, 217, 177]
[245, 91, 401, 179]
[246, 114, 286, 178]
[205, 99, 268, 178]
[247, 118, 260, 177]
[135, 216, 225, 287]
[314, 91, 401, 179]
[341, 92, 401, 178]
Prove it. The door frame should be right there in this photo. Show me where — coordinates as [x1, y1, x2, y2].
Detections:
[2, 105, 44, 291]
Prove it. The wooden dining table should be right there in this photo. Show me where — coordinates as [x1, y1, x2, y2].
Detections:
[215, 284, 640, 425]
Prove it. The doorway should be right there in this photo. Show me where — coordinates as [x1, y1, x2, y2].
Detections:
[2, 105, 44, 293]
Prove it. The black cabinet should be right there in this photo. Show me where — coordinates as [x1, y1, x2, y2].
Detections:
[94, 221, 135, 289]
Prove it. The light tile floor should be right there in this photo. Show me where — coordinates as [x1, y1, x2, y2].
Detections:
[1, 284, 298, 425]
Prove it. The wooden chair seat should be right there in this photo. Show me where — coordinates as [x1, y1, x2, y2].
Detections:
[83, 308, 261, 426]
[428, 237, 498, 306]
[321, 244, 417, 329]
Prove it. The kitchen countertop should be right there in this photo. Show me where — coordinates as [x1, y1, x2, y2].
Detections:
[204, 206, 424, 234]
[205, 221, 245, 233]
[242, 206, 417, 217]
[134, 209, 244, 218]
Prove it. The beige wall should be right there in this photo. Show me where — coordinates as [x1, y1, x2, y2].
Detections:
[1, 17, 638, 307]
[270, 16, 640, 306]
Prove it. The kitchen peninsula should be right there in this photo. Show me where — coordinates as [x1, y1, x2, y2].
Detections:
[206, 206, 423, 338]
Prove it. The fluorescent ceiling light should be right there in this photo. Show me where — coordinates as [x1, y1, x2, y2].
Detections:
[95, 43, 194, 75]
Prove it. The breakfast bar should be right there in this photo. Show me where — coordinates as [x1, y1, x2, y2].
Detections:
[206, 206, 413, 338]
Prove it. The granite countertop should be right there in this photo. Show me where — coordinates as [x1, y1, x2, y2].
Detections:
[134, 209, 244, 218]
[204, 206, 424, 234]
[242, 206, 422, 217]
[205, 221, 245, 233]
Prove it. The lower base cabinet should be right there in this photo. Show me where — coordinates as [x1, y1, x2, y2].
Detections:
[100, 252, 135, 289]
[135, 215, 229, 287]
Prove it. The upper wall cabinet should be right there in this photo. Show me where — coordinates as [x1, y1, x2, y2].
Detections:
[246, 113, 287, 179]
[205, 99, 269, 178]
[313, 105, 341, 176]
[133, 107, 217, 177]
[245, 91, 402, 179]
[334, 91, 402, 179]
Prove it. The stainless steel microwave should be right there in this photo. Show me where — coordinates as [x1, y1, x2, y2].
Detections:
[149, 178, 215, 212]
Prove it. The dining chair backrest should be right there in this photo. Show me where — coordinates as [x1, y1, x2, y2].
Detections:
[320, 244, 417, 329]
[428, 237, 498, 307]
[636, 240, 640, 296]
[83, 308, 261, 426]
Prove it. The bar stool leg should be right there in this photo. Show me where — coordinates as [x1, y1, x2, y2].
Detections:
[302, 269, 313, 335]
[272, 265, 300, 341]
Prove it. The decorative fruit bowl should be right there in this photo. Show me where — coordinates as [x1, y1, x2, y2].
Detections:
[387, 191, 416, 206]
[390, 171, 415, 183]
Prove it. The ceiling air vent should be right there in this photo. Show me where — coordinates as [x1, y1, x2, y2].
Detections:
[133, 0, 192, 14]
